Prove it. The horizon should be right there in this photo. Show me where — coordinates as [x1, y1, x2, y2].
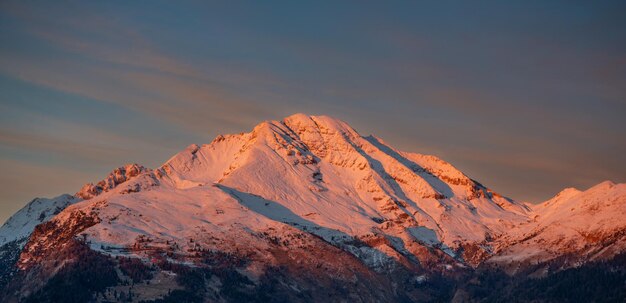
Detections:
[1, 1, 626, 224]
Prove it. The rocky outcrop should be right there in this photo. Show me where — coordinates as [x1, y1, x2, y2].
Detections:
[75, 164, 149, 199]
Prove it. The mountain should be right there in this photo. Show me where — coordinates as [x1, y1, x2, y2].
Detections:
[1, 114, 624, 302]
[0, 194, 79, 247]
[487, 181, 626, 273]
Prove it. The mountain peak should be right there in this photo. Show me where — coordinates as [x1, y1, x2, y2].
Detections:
[552, 187, 581, 200]
[282, 112, 315, 124]
[587, 180, 616, 192]
[140, 113, 532, 247]
[2, 114, 625, 302]
[282, 113, 360, 137]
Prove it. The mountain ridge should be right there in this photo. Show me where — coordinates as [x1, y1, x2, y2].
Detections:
[1, 113, 624, 302]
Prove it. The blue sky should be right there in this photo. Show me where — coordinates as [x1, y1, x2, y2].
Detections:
[1, 1, 625, 223]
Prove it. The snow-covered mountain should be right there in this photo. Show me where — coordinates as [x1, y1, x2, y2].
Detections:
[488, 181, 626, 273]
[1, 114, 624, 302]
[0, 194, 79, 247]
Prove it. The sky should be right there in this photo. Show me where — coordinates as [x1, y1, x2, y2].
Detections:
[0, 1, 625, 224]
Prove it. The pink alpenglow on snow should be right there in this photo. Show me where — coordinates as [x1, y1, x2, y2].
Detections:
[0, 114, 624, 302]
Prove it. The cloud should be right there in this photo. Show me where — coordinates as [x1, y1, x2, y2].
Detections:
[0, 104, 186, 165]
[0, 2, 286, 132]
[0, 0, 624, 210]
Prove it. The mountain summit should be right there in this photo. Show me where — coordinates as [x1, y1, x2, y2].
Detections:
[1, 114, 625, 302]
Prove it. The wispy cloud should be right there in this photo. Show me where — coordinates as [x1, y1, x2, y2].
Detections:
[0, 108, 173, 164]
[0, 2, 286, 132]
[0, 1, 623, 213]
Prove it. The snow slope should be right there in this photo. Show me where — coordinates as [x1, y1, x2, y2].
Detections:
[5, 114, 625, 276]
[0, 194, 79, 246]
[489, 181, 626, 269]
[157, 114, 529, 246]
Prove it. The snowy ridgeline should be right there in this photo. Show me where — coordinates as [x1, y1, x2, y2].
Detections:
[0, 194, 78, 247]
[2, 114, 625, 272]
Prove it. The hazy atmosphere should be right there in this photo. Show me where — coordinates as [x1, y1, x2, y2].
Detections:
[1, 1, 625, 224]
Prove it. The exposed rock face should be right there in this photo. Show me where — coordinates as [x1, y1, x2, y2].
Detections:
[75, 164, 149, 199]
[0, 114, 624, 302]
[18, 209, 101, 271]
